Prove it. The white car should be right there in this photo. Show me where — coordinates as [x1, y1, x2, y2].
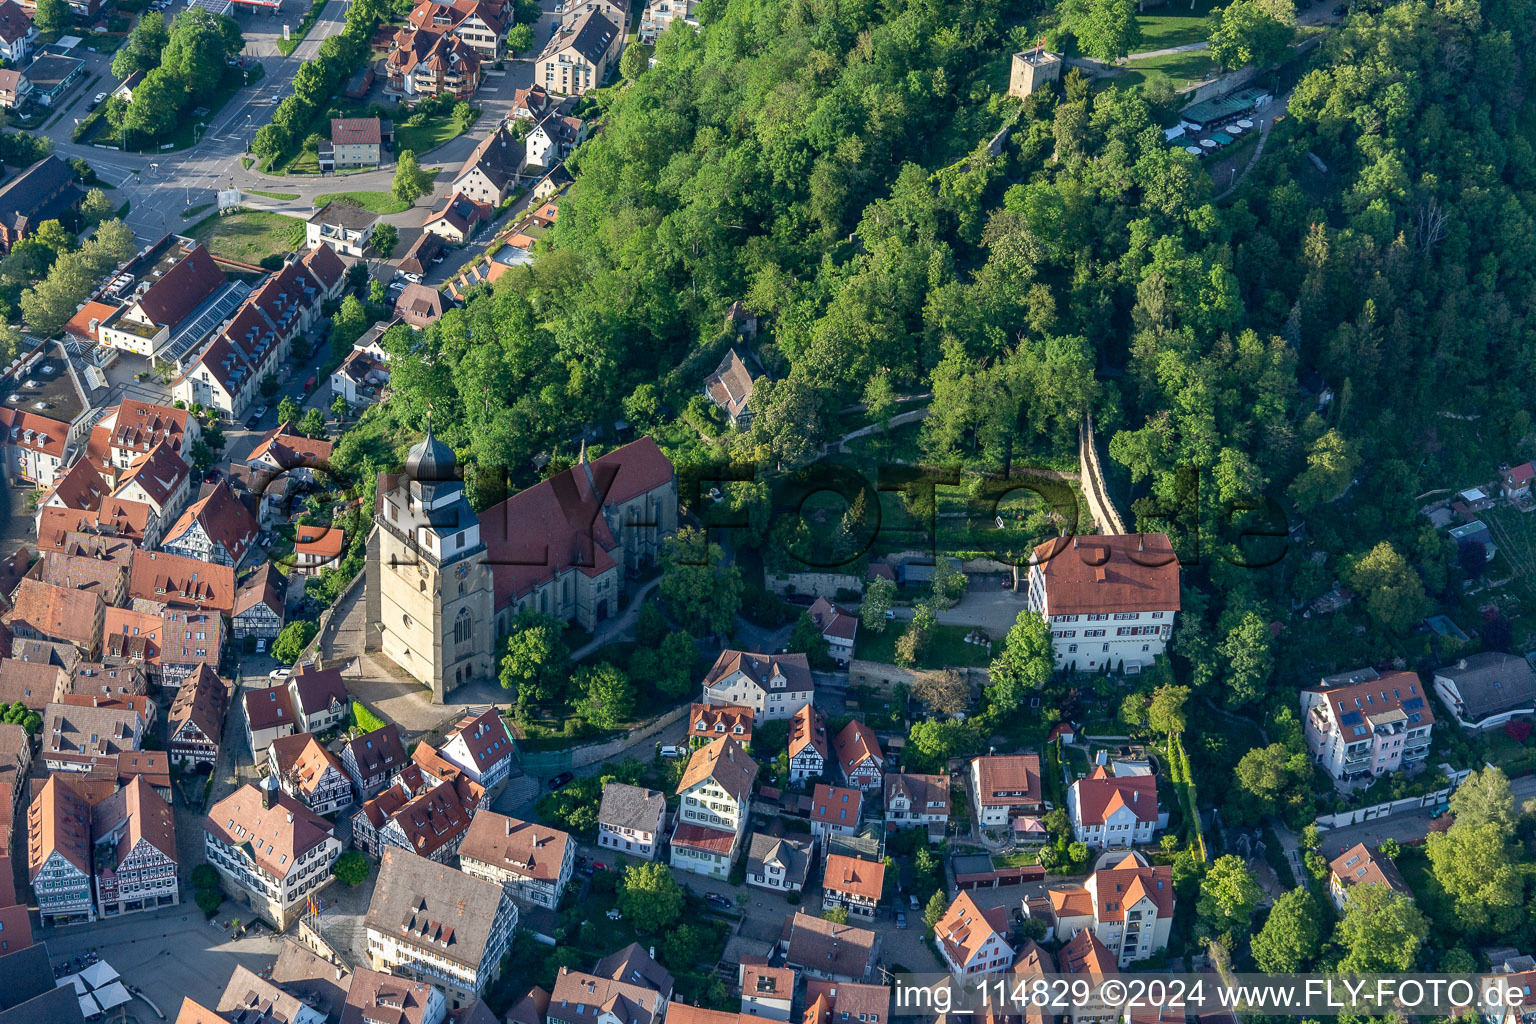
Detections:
[268, 668, 292, 682]
[658, 744, 687, 759]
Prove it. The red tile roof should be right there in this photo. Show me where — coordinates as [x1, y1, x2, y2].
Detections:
[1031, 533, 1181, 615]
[823, 853, 884, 900]
[332, 117, 383, 146]
[477, 438, 675, 611]
[4, 577, 100, 647]
[809, 784, 861, 825]
[444, 708, 514, 772]
[1060, 927, 1114, 974]
[459, 812, 571, 882]
[1072, 767, 1158, 825]
[0, 407, 67, 458]
[670, 823, 738, 853]
[128, 549, 235, 613]
[1091, 854, 1174, 921]
[114, 442, 188, 510]
[973, 754, 1042, 806]
[243, 683, 296, 731]
[205, 782, 336, 880]
[787, 704, 827, 760]
[163, 480, 259, 566]
[1329, 842, 1410, 896]
[42, 459, 107, 514]
[677, 735, 758, 801]
[936, 891, 1009, 968]
[64, 300, 118, 342]
[249, 423, 334, 471]
[296, 524, 346, 561]
[687, 702, 753, 743]
[101, 607, 163, 666]
[833, 720, 881, 776]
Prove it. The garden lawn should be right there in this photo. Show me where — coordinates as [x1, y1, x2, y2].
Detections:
[187, 210, 306, 264]
[395, 111, 478, 156]
[854, 622, 993, 669]
[1121, 49, 1219, 91]
[246, 189, 300, 200]
[315, 191, 412, 214]
[1134, 0, 1221, 50]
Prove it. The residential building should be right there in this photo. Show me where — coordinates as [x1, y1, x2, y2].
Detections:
[0, 157, 78, 253]
[35, 459, 108, 529]
[670, 736, 757, 878]
[90, 775, 178, 918]
[591, 944, 674, 1004]
[364, 847, 517, 1010]
[204, 775, 342, 929]
[1067, 766, 1159, 849]
[936, 890, 1013, 978]
[0, 656, 68, 712]
[40, 698, 145, 772]
[701, 650, 813, 723]
[522, 113, 585, 172]
[1301, 668, 1434, 790]
[1031, 852, 1174, 968]
[288, 663, 350, 733]
[438, 707, 517, 790]
[883, 772, 948, 839]
[268, 733, 355, 815]
[807, 597, 857, 666]
[596, 782, 666, 861]
[351, 782, 411, 859]
[638, 0, 697, 43]
[233, 564, 285, 641]
[744, 832, 812, 894]
[833, 721, 882, 790]
[28, 775, 95, 925]
[801, 982, 888, 1024]
[701, 348, 758, 429]
[547, 968, 667, 1024]
[687, 702, 753, 747]
[243, 683, 298, 756]
[158, 607, 224, 683]
[0, 68, 28, 108]
[970, 754, 1042, 828]
[67, 662, 148, 701]
[342, 969, 447, 1024]
[1026, 533, 1180, 673]
[821, 853, 882, 920]
[377, 774, 484, 862]
[167, 664, 229, 769]
[296, 525, 345, 577]
[1433, 653, 1536, 731]
[109, 445, 191, 532]
[422, 193, 494, 245]
[738, 964, 793, 1021]
[458, 812, 574, 908]
[537, 9, 618, 97]
[342, 724, 408, 800]
[322, 117, 389, 171]
[307, 202, 381, 257]
[127, 548, 234, 616]
[0, 721, 30, 812]
[331, 327, 392, 406]
[162, 481, 259, 568]
[404, 0, 509, 60]
[173, 246, 346, 419]
[387, 27, 482, 99]
[82, 401, 199, 485]
[111, 68, 144, 103]
[0, 3, 35, 66]
[215, 966, 328, 1024]
[510, 83, 554, 121]
[28, 549, 128, 606]
[1503, 462, 1534, 499]
[96, 244, 227, 360]
[1327, 842, 1411, 911]
[246, 421, 335, 481]
[787, 703, 827, 782]
[559, 0, 627, 30]
[4, 578, 104, 657]
[809, 785, 862, 850]
[779, 911, 879, 982]
[395, 282, 452, 328]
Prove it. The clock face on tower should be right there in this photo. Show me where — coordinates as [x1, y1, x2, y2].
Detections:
[455, 563, 471, 579]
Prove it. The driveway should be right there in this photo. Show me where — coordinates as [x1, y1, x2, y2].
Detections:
[890, 580, 1029, 634]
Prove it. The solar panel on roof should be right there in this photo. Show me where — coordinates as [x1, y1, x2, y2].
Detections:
[1403, 697, 1424, 712]
[1340, 711, 1362, 726]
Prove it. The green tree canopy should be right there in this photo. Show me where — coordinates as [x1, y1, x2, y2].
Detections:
[618, 862, 685, 932]
[1195, 854, 1263, 937]
[660, 526, 743, 636]
[988, 610, 1053, 713]
[1336, 884, 1427, 972]
[1249, 887, 1323, 973]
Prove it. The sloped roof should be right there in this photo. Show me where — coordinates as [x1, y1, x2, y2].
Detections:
[128, 549, 234, 613]
[332, 117, 383, 146]
[243, 683, 296, 732]
[823, 853, 884, 900]
[345, 723, 406, 778]
[92, 774, 177, 868]
[168, 664, 228, 746]
[28, 774, 93, 878]
[113, 442, 189, 510]
[1030, 533, 1180, 615]
[459, 812, 571, 882]
[703, 348, 755, 417]
[972, 754, 1041, 805]
[702, 649, 813, 695]
[234, 563, 285, 620]
[1072, 767, 1158, 825]
[269, 732, 347, 798]
[677, 735, 758, 801]
[936, 890, 1009, 967]
[598, 782, 665, 832]
[1329, 842, 1410, 896]
[205, 782, 336, 879]
[687, 702, 753, 742]
[365, 847, 507, 968]
[787, 704, 827, 761]
[782, 911, 877, 979]
[833, 721, 881, 776]
[1434, 652, 1536, 719]
[132, 244, 226, 331]
[163, 481, 258, 566]
[1060, 927, 1114, 974]
[42, 459, 107, 514]
[4, 577, 100, 647]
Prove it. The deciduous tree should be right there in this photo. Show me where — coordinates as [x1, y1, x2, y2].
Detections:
[618, 862, 685, 932]
[988, 610, 1052, 713]
[1250, 888, 1323, 972]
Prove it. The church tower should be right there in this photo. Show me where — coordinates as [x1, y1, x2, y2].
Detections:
[370, 425, 494, 704]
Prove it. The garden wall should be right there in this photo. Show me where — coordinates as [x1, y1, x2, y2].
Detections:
[1312, 766, 1473, 829]
[768, 571, 863, 599]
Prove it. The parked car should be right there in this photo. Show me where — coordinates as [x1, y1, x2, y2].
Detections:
[245, 404, 268, 429]
[90, 92, 107, 110]
[548, 772, 575, 790]
[255, 639, 266, 654]
[658, 744, 688, 758]
[704, 893, 732, 909]
[896, 911, 908, 929]
[909, 894, 920, 910]
[203, 469, 221, 484]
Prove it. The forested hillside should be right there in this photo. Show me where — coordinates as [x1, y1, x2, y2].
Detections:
[344, 0, 1536, 722]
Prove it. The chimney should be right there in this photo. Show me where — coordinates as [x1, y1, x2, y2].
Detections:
[506, 818, 512, 836]
[1458, 659, 1468, 670]
[1138, 534, 1144, 553]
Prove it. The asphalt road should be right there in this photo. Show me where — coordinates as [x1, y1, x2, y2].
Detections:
[37, 0, 561, 251]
